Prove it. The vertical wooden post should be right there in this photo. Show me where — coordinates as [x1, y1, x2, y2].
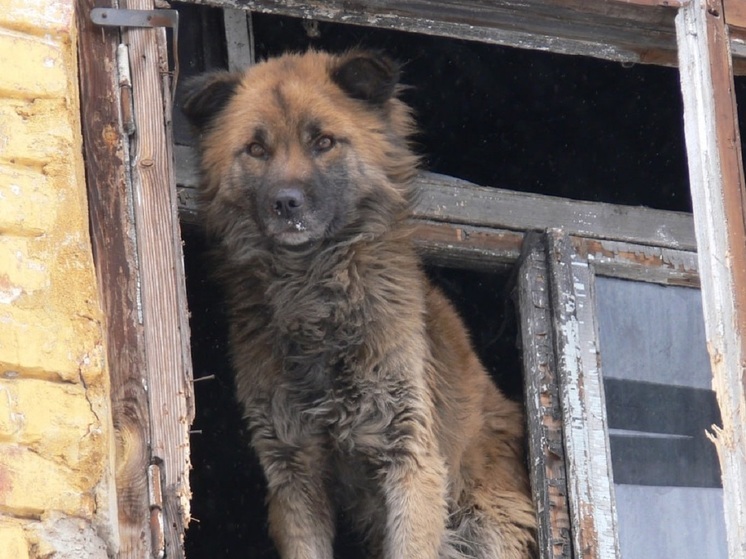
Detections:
[77, 0, 153, 556]
[118, 1, 195, 557]
[223, 8, 255, 71]
[104, 0, 194, 559]
[676, 1, 746, 556]
[517, 232, 573, 559]
[547, 231, 620, 559]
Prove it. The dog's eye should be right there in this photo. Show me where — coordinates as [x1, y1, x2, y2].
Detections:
[313, 135, 335, 153]
[246, 142, 267, 158]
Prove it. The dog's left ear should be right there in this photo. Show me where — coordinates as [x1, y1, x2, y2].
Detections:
[331, 51, 400, 106]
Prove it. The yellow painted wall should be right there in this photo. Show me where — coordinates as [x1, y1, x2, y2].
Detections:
[0, 0, 117, 556]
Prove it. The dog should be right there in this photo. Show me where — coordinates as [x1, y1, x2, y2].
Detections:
[182, 49, 536, 559]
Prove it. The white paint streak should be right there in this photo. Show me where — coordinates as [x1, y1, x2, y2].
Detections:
[0, 287, 23, 304]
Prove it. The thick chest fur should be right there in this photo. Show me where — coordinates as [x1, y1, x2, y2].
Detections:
[228, 244, 428, 450]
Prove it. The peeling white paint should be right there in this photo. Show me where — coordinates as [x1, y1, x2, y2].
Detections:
[0, 286, 23, 304]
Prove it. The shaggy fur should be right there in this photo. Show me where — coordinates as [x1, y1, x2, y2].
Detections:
[182, 50, 536, 559]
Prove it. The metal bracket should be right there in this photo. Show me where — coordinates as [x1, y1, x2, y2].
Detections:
[90, 7, 178, 30]
[90, 8, 180, 99]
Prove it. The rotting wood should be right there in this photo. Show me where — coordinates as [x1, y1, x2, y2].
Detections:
[77, 0, 153, 556]
[413, 220, 523, 270]
[119, 0, 195, 557]
[181, 0, 746, 72]
[175, 144, 697, 251]
[573, 237, 700, 287]
[546, 230, 620, 559]
[517, 232, 573, 559]
[676, 1, 746, 556]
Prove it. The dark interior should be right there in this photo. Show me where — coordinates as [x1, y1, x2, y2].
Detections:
[175, 3, 746, 557]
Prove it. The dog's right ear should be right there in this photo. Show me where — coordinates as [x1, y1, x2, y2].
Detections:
[331, 51, 400, 107]
[181, 71, 241, 131]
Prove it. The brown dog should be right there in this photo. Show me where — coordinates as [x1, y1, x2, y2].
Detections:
[182, 50, 536, 559]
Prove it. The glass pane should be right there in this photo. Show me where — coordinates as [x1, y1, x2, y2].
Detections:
[595, 276, 726, 559]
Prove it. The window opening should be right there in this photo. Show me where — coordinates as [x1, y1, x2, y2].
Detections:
[166, 4, 736, 559]
[172, 3, 697, 212]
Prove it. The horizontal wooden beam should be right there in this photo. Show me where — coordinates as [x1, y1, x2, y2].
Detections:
[412, 172, 697, 250]
[610, 0, 686, 7]
[412, 221, 523, 270]
[175, 145, 696, 250]
[183, 0, 746, 72]
[572, 237, 700, 286]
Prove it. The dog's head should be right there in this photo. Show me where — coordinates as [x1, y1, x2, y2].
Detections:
[182, 50, 418, 253]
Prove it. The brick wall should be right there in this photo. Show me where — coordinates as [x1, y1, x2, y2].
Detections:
[0, 0, 116, 556]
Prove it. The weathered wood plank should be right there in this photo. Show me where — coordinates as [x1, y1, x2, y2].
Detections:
[412, 220, 523, 270]
[547, 231, 620, 559]
[723, 0, 746, 58]
[223, 8, 255, 71]
[175, 145, 697, 250]
[517, 232, 573, 559]
[676, 1, 746, 556]
[120, 0, 195, 557]
[77, 1, 152, 556]
[724, 0, 746, 30]
[573, 237, 700, 287]
[187, 0, 679, 66]
[611, 0, 685, 6]
[182, 0, 746, 71]
[413, 172, 697, 250]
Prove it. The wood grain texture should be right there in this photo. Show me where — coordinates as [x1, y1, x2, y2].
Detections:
[547, 231, 620, 559]
[187, 0, 679, 66]
[182, 0, 746, 72]
[77, 1, 153, 556]
[120, 0, 195, 557]
[517, 232, 573, 559]
[676, 1, 746, 556]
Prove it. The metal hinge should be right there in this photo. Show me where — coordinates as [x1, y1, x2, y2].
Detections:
[116, 44, 136, 135]
[90, 7, 180, 110]
[147, 463, 165, 559]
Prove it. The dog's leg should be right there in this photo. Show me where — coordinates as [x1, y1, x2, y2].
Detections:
[251, 412, 335, 559]
[266, 469, 335, 559]
[373, 406, 449, 559]
[382, 454, 448, 558]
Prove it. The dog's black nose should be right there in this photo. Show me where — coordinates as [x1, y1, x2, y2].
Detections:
[273, 187, 305, 219]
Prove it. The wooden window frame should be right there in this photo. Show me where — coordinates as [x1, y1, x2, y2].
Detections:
[77, 0, 746, 557]
[542, 232, 703, 558]
[78, 1, 193, 558]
